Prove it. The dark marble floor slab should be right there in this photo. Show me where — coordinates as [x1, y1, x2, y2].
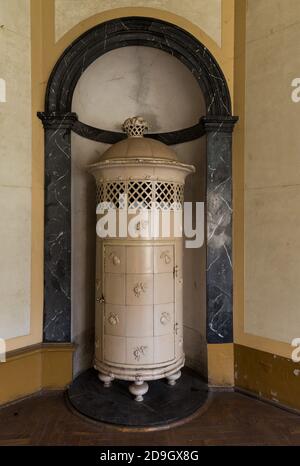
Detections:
[67, 368, 209, 428]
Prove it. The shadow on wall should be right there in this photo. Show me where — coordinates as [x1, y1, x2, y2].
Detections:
[71, 46, 207, 377]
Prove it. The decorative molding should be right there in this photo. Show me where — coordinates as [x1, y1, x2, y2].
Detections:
[107, 313, 119, 327]
[160, 250, 172, 264]
[202, 116, 239, 133]
[109, 253, 121, 266]
[133, 282, 147, 298]
[36, 114, 206, 145]
[37, 112, 78, 129]
[133, 345, 148, 362]
[160, 312, 171, 325]
[6, 342, 75, 360]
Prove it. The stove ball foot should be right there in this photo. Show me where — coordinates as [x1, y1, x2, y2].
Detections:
[129, 380, 149, 402]
[98, 372, 114, 388]
[166, 370, 181, 386]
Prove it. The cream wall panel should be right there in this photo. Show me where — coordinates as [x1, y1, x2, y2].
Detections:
[245, 13, 300, 189]
[0, 0, 31, 187]
[71, 45, 204, 132]
[246, 0, 300, 44]
[0, 0, 32, 341]
[55, 0, 221, 45]
[244, 0, 300, 344]
[244, 186, 300, 343]
[0, 186, 31, 339]
[0, 0, 31, 36]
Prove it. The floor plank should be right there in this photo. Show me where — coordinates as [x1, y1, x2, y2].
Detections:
[0, 391, 299, 445]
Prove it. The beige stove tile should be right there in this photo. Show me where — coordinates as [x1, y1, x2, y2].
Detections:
[104, 304, 126, 336]
[154, 245, 174, 273]
[154, 303, 174, 336]
[126, 274, 153, 305]
[175, 334, 184, 359]
[154, 273, 174, 304]
[104, 245, 125, 273]
[154, 335, 175, 363]
[104, 273, 125, 305]
[126, 305, 153, 337]
[104, 335, 126, 363]
[126, 245, 153, 274]
[126, 337, 154, 365]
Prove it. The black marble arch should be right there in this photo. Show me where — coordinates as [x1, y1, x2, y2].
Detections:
[72, 118, 206, 145]
[37, 112, 206, 145]
[38, 17, 238, 343]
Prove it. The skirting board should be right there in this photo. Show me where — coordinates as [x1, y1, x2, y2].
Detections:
[4, 342, 299, 410]
[235, 344, 300, 411]
[0, 343, 74, 405]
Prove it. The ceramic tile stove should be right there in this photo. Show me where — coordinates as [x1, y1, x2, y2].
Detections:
[88, 117, 194, 401]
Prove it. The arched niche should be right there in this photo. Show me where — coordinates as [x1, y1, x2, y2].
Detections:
[71, 45, 207, 374]
[38, 17, 238, 376]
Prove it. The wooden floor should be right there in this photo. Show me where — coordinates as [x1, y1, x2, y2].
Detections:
[0, 390, 300, 445]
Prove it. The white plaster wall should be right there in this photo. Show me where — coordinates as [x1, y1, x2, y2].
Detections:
[244, 0, 300, 344]
[71, 46, 207, 375]
[0, 0, 32, 340]
[55, 0, 222, 45]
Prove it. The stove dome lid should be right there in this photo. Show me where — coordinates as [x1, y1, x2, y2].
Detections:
[99, 116, 178, 162]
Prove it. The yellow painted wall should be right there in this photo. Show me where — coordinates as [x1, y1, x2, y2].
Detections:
[233, 1, 300, 411]
[54, 0, 222, 45]
[0, 344, 74, 405]
[0, 0, 44, 352]
[234, 0, 300, 363]
[233, 1, 300, 407]
[244, 0, 300, 348]
[0, 0, 35, 346]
